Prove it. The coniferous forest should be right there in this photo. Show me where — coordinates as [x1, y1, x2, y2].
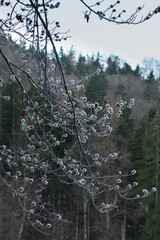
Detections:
[0, 1, 160, 240]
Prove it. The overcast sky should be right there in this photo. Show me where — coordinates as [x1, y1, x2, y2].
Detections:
[53, 0, 160, 69]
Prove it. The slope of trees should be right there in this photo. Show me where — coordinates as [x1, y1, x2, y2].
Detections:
[129, 109, 160, 239]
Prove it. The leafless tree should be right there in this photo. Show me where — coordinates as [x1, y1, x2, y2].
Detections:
[81, 0, 160, 24]
[0, 0, 157, 235]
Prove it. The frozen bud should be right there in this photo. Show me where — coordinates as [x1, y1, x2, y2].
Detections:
[142, 189, 148, 195]
[136, 194, 140, 198]
[115, 185, 120, 190]
[127, 184, 132, 189]
[17, 171, 21, 176]
[19, 187, 24, 193]
[95, 161, 101, 166]
[118, 110, 122, 115]
[70, 79, 75, 84]
[56, 141, 60, 145]
[101, 202, 105, 207]
[31, 201, 36, 207]
[68, 170, 72, 175]
[117, 179, 121, 184]
[130, 98, 134, 105]
[56, 214, 62, 220]
[133, 182, 138, 186]
[46, 223, 51, 228]
[35, 220, 40, 225]
[51, 64, 55, 70]
[113, 153, 118, 158]
[44, 180, 48, 185]
[3, 96, 10, 100]
[29, 178, 33, 184]
[96, 68, 101, 74]
[25, 177, 29, 182]
[29, 209, 34, 214]
[131, 170, 136, 175]
[106, 204, 110, 208]
[40, 205, 44, 209]
[152, 187, 156, 192]
[118, 171, 122, 175]
[6, 171, 11, 177]
[83, 97, 87, 102]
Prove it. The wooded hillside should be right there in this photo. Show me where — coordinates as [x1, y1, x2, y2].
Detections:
[0, 32, 160, 240]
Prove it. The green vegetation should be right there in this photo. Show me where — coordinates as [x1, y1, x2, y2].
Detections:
[130, 109, 160, 239]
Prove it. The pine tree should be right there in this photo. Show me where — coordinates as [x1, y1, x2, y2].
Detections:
[129, 109, 160, 239]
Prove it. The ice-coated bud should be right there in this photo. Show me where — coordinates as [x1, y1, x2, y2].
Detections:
[131, 170, 136, 175]
[19, 187, 24, 193]
[117, 179, 121, 183]
[29, 209, 34, 214]
[56, 214, 62, 220]
[152, 187, 156, 192]
[6, 172, 11, 177]
[142, 189, 148, 195]
[31, 201, 36, 207]
[106, 204, 110, 208]
[101, 202, 105, 207]
[17, 171, 21, 176]
[113, 153, 118, 158]
[133, 182, 138, 186]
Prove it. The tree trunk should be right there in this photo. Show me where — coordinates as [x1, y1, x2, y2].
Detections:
[83, 189, 87, 240]
[106, 212, 110, 239]
[121, 201, 126, 240]
[0, 189, 2, 239]
[76, 209, 79, 240]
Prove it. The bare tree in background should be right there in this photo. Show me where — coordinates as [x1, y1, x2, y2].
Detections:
[0, 0, 158, 236]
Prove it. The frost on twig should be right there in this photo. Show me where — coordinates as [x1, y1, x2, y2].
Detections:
[0, 0, 156, 234]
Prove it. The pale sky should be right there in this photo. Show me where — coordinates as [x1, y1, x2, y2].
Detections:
[1, 1, 160, 69]
[53, 0, 160, 69]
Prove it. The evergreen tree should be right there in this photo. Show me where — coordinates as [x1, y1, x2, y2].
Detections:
[76, 54, 88, 76]
[133, 64, 141, 77]
[119, 62, 133, 75]
[115, 83, 134, 147]
[85, 71, 108, 105]
[106, 56, 120, 75]
[129, 109, 160, 240]
[0, 82, 21, 146]
[59, 46, 75, 75]
[144, 71, 158, 101]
